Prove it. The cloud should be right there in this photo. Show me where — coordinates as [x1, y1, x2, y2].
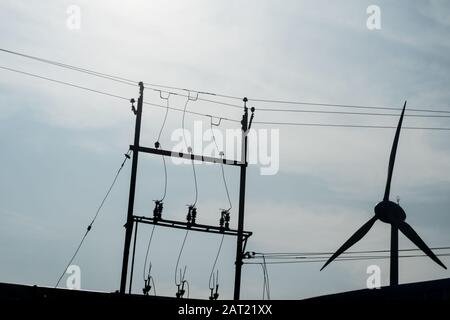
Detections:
[0, 0, 449, 299]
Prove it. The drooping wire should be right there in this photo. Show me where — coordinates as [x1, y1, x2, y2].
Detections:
[142, 93, 170, 293]
[173, 231, 192, 298]
[191, 161, 199, 207]
[206, 118, 231, 298]
[181, 97, 191, 153]
[175, 230, 189, 286]
[155, 92, 170, 201]
[210, 117, 232, 211]
[160, 156, 168, 202]
[55, 150, 131, 288]
[181, 96, 199, 206]
[210, 117, 222, 156]
[142, 224, 157, 296]
[143, 225, 156, 281]
[220, 164, 232, 211]
[208, 234, 225, 290]
[156, 92, 170, 144]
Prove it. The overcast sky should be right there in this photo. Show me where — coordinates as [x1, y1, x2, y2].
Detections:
[0, 0, 449, 299]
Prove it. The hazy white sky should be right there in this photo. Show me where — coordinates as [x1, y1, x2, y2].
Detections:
[0, 0, 449, 299]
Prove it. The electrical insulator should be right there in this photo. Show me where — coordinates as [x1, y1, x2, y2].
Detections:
[224, 211, 230, 230]
[153, 200, 163, 220]
[219, 213, 225, 229]
[186, 205, 197, 225]
[191, 207, 197, 224]
[186, 205, 192, 223]
[220, 210, 230, 230]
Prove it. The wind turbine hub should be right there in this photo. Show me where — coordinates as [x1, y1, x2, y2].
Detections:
[374, 200, 406, 224]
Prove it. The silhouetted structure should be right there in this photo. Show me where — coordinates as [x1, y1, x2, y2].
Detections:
[320, 101, 447, 285]
[119, 83, 254, 299]
[2, 278, 450, 303]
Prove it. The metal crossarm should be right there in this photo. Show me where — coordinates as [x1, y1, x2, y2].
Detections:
[133, 215, 252, 239]
[120, 83, 254, 300]
[129, 145, 245, 166]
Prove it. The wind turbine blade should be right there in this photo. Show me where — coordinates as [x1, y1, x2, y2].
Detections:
[321, 216, 377, 271]
[396, 220, 447, 269]
[383, 101, 407, 201]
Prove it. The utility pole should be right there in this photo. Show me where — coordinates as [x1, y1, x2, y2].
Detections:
[119, 85, 253, 297]
[234, 97, 250, 300]
[120, 82, 144, 294]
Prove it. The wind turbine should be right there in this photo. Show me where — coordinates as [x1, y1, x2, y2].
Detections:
[320, 101, 447, 285]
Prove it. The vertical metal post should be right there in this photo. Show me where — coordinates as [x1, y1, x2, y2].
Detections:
[129, 221, 139, 294]
[120, 82, 144, 294]
[233, 97, 248, 300]
[390, 225, 399, 286]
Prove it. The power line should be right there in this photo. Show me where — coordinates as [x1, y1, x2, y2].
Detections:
[0, 65, 239, 123]
[0, 48, 242, 100]
[0, 48, 138, 87]
[144, 99, 239, 123]
[0, 49, 245, 111]
[55, 151, 131, 288]
[250, 254, 450, 261]
[3, 48, 450, 116]
[253, 255, 412, 260]
[254, 108, 450, 118]
[244, 253, 450, 265]
[0, 65, 131, 101]
[247, 98, 450, 115]
[145, 83, 241, 101]
[249, 246, 450, 257]
[3, 65, 450, 131]
[253, 121, 450, 131]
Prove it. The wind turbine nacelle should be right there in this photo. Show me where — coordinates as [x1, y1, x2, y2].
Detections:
[374, 200, 406, 224]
